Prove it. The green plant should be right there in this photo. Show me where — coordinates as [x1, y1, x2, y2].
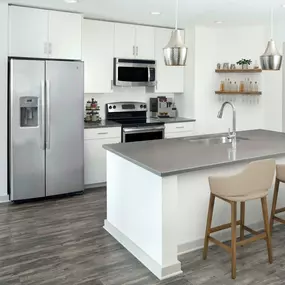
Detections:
[236, 58, 252, 65]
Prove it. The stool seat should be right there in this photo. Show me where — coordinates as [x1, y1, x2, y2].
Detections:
[203, 159, 275, 280]
[218, 190, 268, 202]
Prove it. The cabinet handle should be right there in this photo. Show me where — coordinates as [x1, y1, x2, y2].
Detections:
[156, 81, 158, 90]
[176, 126, 185, 129]
[98, 132, 108, 135]
[133, 46, 135, 56]
[111, 79, 113, 91]
[136, 46, 138, 56]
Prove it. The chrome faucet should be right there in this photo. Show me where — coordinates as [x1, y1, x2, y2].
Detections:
[217, 101, 236, 140]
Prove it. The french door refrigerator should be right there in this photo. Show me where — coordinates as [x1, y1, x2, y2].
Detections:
[9, 58, 84, 201]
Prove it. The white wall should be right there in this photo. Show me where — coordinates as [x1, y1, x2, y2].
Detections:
[0, 3, 8, 200]
[85, 89, 175, 119]
[273, 20, 285, 132]
[193, 25, 269, 134]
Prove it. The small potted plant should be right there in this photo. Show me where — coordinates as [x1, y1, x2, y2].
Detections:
[236, 58, 252, 69]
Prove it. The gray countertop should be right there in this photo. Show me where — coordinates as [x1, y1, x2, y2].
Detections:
[147, 117, 196, 124]
[85, 117, 196, 129]
[103, 129, 285, 177]
[84, 120, 121, 129]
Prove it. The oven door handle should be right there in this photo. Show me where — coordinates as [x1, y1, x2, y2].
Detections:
[123, 126, 165, 134]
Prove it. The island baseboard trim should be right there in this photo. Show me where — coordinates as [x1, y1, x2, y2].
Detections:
[104, 219, 183, 280]
[178, 220, 265, 256]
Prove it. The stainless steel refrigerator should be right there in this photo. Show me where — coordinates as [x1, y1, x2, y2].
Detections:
[9, 58, 84, 201]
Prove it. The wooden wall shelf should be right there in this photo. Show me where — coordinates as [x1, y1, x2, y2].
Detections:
[215, 91, 262, 95]
[215, 69, 262, 73]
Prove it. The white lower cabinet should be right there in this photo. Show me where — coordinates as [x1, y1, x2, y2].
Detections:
[84, 128, 121, 186]
[165, 122, 196, 139]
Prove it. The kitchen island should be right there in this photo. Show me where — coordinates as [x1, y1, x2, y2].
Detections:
[103, 129, 285, 280]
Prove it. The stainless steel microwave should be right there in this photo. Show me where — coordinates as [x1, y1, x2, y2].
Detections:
[113, 58, 156, 87]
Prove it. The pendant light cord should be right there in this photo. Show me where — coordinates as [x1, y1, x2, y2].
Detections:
[270, 7, 274, 40]
[175, 0, 179, 30]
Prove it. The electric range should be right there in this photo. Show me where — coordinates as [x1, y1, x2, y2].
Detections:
[105, 102, 165, 143]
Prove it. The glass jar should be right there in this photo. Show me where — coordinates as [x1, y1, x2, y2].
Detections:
[239, 81, 245, 92]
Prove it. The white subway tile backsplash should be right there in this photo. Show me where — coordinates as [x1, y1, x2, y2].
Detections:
[84, 89, 174, 119]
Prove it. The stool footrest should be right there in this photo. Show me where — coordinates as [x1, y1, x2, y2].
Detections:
[243, 226, 259, 235]
[273, 216, 285, 224]
[210, 220, 241, 233]
[275, 207, 285, 214]
[236, 233, 266, 247]
[208, 236, 231, 253]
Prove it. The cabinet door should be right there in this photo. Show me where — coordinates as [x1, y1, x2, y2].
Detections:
[135, 25, 155, 59]
[114, 23, 136, 58]
[9, 6, 49, 58]
[48, 11, 82, 60]
[154, 28, 184, 93]
[84, 137, 121, 185]
[82, 20, 114, 93]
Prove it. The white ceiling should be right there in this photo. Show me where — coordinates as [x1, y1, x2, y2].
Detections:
[1, 0, 285, 28]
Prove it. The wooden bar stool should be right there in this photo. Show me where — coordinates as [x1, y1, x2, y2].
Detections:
[203, 159, 275, 279]
[270, 164, 285, 231]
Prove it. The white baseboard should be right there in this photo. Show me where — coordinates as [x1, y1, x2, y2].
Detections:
[178, 221, 265, 256]
[0, 195, 9, 203]
[84, 182, 106, 189]
[104, 220, 182, 280]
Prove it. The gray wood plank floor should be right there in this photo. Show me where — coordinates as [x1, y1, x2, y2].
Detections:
[1, 188, 285, 285]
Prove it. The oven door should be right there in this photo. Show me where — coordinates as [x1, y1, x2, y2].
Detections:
[123, 125, 165, 143]
[114, 58, 156, 87]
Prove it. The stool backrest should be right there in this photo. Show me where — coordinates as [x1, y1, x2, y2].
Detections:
[276, 164, 285, 182]
[209, 159, 276, 198]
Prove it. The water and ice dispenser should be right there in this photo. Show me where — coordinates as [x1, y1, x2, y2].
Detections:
[20, 97, 39, 127]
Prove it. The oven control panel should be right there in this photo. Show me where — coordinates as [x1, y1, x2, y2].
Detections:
[106, 102, 147, 113]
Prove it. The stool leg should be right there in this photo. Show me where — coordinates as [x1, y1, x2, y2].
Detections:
[231, 201, 237, 279]
[203, 193, 215, 260]
[261, 196, 273, 264]
[270, 178, 280, 233]
[240, 202, 245, 243]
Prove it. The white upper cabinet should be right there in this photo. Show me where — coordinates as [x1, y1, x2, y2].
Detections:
[82, 20, 114, 93]
[9, 6, 82, 60]
[48, 11, 82, 60]
[114, 23, 136, 58]
[9, 6, 49, 58]
[114, 23, 155, 59]
[154, 28, 185, 93]
[135, 25, 155, 59]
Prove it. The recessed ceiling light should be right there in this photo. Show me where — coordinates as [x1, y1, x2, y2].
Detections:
[64, 0, 79, 3]
[215, 21, 223, 24]
[282, 4, 285, 8]
[151, 12, 161, 15]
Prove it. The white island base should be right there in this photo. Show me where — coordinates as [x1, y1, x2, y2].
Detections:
[104, 151, 285, 280]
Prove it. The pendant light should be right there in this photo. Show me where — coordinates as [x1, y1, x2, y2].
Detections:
[163, 0, 188, 66]
[260, 8, 283, 71]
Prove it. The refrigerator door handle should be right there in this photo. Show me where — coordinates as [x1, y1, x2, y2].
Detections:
[46, 79, 51, 149]
[40, 80, 46, 150]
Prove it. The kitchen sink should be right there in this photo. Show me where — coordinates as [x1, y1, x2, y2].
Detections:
[184, 136, 249, 145]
